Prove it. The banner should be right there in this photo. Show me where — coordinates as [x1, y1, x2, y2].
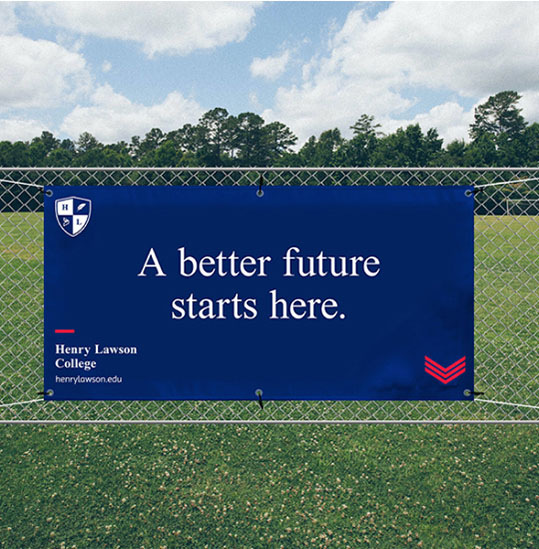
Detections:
[44, 186, 474, 401]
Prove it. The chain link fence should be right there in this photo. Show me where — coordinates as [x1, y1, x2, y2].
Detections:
[1, 168, 537, 423]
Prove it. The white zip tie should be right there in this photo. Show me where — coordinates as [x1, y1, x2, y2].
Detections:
[0, 178, 44, 189]
[475, 398, 539, 410]
[0, 398, 43, 408]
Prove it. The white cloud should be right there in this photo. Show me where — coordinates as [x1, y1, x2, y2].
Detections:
[102, 60, 112, 73]
[0, 3, 18, 35]
[0, 34, 90, 110]
[332, 3, 539, 97]
[61, 84, 204, 142]
[520, 91, 539, 125]
[381, 102, 474, 144]
[263, 82, 412, 145]
[0, 118, 50, 142]
[249, 91, 261, 110]
[264, 2, 539, 144]
[33, 1, 262, 57]
[250, 50, 290, 81]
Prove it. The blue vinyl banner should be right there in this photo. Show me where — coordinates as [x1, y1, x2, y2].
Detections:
[44, 186, 474, 401]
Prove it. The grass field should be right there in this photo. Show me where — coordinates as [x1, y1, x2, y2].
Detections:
[0, 424, 537, 547]
[1, 213, 538, 547]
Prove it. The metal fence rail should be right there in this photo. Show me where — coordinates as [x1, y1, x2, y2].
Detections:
[0, 168, 537, 423]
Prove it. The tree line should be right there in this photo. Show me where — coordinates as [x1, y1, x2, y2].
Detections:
[1, 91, 538, 168]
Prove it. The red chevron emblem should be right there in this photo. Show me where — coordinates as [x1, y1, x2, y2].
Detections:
[425, 356, 466, 384]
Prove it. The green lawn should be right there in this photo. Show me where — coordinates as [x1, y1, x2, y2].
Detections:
[0, 424, 537, 547]
[0, 213, 538, 547]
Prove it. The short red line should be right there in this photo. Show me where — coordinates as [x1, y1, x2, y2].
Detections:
[424, 356, 442, 369]
[447, 356, 466, 369]
[55, 329, 75, 334]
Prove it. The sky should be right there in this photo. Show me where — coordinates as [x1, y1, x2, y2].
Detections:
[1, 1, 539, 148]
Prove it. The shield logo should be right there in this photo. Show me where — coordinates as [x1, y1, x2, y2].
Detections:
[55, 197, 92, 237]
